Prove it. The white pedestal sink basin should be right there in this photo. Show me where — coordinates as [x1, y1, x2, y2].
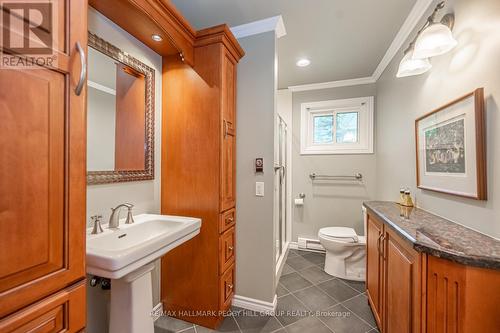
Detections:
[86, 214, 201, 333]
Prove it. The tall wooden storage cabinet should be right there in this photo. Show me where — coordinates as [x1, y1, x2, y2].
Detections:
[0, 0, 87, 331]
[160, 25, 244, 329]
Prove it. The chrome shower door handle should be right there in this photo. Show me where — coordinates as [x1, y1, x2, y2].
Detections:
[75, 42, 86, 96]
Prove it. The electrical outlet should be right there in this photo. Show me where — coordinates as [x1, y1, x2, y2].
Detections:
[255, 182, 264, 197]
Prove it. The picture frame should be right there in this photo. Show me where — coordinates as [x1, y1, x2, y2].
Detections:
[415, 88, 486, 200]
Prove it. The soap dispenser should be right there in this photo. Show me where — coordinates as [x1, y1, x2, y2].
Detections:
[402, 189, 414, 207]
[399, 188, 406, 206]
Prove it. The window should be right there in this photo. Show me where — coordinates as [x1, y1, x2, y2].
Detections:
[313, 115, 334, 144]
[300, 97, 374, 154]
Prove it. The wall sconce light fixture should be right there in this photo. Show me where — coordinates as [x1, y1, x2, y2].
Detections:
[397, 1, 456, 78]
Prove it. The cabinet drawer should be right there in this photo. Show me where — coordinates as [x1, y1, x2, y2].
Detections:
[0, 281, 86, 333]
[219, 209, 236, 234]
[219, 263, 235, 310]
[219, 227, 235, 274]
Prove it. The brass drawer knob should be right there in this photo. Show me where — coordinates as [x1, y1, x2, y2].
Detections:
[228, 246, 234, 251]
[226, 217, 234, 224]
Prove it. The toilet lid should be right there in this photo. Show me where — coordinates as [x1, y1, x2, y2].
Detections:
[319, 227, 359, 243]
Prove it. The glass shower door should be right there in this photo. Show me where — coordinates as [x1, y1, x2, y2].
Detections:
[275, 116, 288, 262]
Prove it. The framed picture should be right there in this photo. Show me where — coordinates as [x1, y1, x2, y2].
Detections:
[415, 88, 486, 200]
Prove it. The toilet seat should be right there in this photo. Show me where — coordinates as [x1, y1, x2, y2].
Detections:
[319, 227, 359, 243]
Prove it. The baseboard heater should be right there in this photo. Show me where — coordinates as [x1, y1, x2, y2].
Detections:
[297, 237, 325, 252]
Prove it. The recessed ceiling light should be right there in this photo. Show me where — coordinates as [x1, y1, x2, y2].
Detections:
[151, 34, 163, 42]
[296, 58, 311, 67]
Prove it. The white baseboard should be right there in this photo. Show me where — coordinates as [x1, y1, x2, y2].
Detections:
[232, 294, 277, 313]
[151, 302, 163, 321]
[289, 241, 325, 253]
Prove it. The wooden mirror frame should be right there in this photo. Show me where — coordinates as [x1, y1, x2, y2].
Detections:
[87, 32, 155, 185]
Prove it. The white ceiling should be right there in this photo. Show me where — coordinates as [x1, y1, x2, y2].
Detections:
[171, 0, 416, 88]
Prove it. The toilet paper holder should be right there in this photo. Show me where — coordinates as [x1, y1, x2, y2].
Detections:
[295, 193, 306, 206]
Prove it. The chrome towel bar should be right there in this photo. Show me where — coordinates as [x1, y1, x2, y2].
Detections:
[309, 173, 363, 181]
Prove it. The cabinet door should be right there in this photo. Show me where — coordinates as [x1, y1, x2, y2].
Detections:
[0, 0, 87, 317]
[427, 256, 500, 333]
[366, 215, 383, 327]
[220, 53, 236, 211]
[384, 228, 422, 333]
[0, 281, 85, 333]
[219, 227, 235, 274]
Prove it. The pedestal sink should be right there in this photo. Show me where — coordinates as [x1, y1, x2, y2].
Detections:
[86, 214, 201, 333]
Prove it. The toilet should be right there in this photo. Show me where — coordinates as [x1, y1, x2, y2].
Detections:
[318, 226, 366, 281]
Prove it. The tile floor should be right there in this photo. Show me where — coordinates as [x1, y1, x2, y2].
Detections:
[155, 249, 379, 333]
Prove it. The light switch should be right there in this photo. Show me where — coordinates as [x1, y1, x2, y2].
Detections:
[255, 182, 264, 197]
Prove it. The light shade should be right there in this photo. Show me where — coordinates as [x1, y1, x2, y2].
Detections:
[413, 23, 457, 59]
[397, 50, 432, 78]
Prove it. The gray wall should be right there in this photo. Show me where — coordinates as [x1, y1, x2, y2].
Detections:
[86, 8, 163, 333]
[236, 31, 277, 303]
[292, 84, 377, 241]
[376, 0, 500, 238]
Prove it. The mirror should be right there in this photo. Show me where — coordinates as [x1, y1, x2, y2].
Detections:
[87, 32, 155, 185]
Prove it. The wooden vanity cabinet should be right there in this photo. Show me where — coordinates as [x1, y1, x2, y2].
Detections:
[366, 210, 500, 333]
[0, 0, 87, 330]
[366, 214, 423, 333]
[161, 25, 244, 329]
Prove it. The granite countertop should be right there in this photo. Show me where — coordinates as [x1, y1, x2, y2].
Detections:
[363, 201, 500, 270]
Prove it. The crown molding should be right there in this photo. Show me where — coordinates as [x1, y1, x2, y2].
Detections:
[287, 0, 434, 91]
[230, 15, 287, 39]
[288, 76, 376, 92]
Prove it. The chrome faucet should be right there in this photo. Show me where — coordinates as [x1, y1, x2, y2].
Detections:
[108, 203, 134, 228]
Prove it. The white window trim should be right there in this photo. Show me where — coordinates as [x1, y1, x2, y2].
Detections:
[300, 96, 374, 155]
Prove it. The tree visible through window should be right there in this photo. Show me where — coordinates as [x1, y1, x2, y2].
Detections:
[336, 112, 358, 143]
[313, 115, 333, 144]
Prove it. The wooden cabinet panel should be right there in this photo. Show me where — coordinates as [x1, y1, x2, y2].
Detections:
[0, 68, 65, 292]
[220, 54, 236, 212]
[366, 215, 383, 327]
[219, 209, 235, 234]
[427, 256, 464, 333]
[219, 263, 235, 310]
[0, 0, 87, 318]
[0, 281, 86, 333]
[427, 256, 500, 333]
[384, 229, 421, 333]
[222, 54, 236, 126]
[219, 227, 235, 274]
[220, 131, 236, 211]
[89, 0, 196, 65]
